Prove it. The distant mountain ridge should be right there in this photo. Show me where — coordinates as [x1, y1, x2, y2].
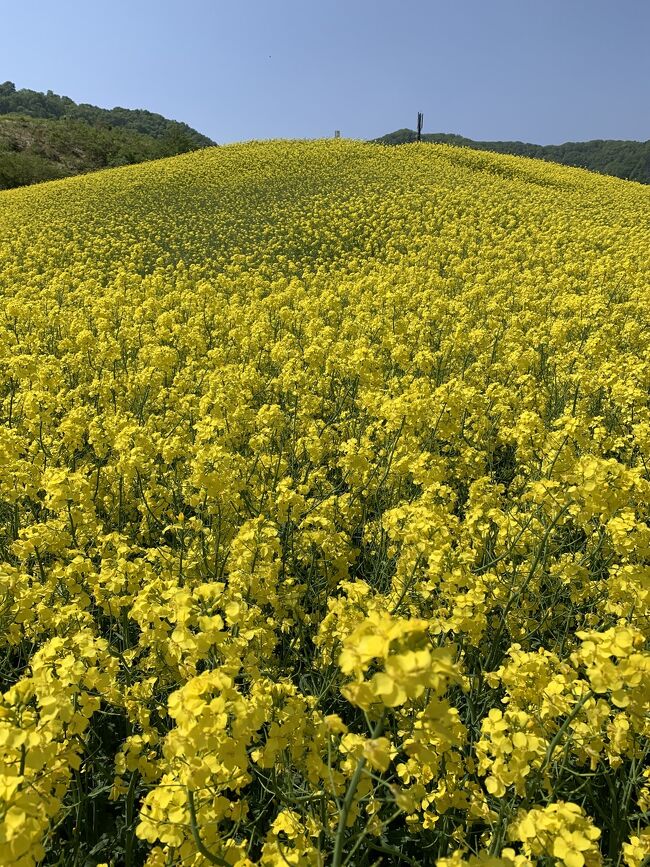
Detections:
[0, 81, 215, 147]
[372, 128, 650, 184]
[0, 81, 216, 190]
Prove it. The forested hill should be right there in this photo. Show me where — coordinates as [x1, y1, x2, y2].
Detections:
[0, 81, 214, 146]
[0, 81, 216, 190]
[373, 129, 650, 184]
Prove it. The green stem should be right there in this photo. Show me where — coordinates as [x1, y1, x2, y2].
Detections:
[124, 770, 140, 867]
[331, 715, 385, 867]
[366, 841, 421, 866]
[540, 688, 594, 773]
[186, 788, 231, 867]
[486, 504, 570, 670]
[343, 808, 401, 867]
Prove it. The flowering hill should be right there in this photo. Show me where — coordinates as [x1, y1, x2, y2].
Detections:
[374, 128, 650, 184]
[0, 140, 649, 866]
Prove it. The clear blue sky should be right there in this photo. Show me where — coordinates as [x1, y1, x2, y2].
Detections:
[3, 0, 649, 144]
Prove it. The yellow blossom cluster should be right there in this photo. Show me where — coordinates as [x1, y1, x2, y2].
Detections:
[0, 139, 649, 865]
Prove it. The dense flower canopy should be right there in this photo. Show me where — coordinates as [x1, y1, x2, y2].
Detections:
[0, 140, 649, 866]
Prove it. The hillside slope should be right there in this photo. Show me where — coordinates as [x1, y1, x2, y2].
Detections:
[374, 127, 650, 183]
[0, 81, 214, 146]
[0, 114, 214, 189]
[1, 142, 649, 866]
[0, 80, 216, 189]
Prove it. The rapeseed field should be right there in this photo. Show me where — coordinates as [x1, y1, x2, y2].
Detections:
[0, 140, 649, 866]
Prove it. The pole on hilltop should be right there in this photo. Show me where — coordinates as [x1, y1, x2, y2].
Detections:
[416, 112, 424, 142]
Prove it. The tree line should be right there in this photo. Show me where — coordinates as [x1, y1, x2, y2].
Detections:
[0, 82, 216, 190]
[374, 128, 650, 184]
